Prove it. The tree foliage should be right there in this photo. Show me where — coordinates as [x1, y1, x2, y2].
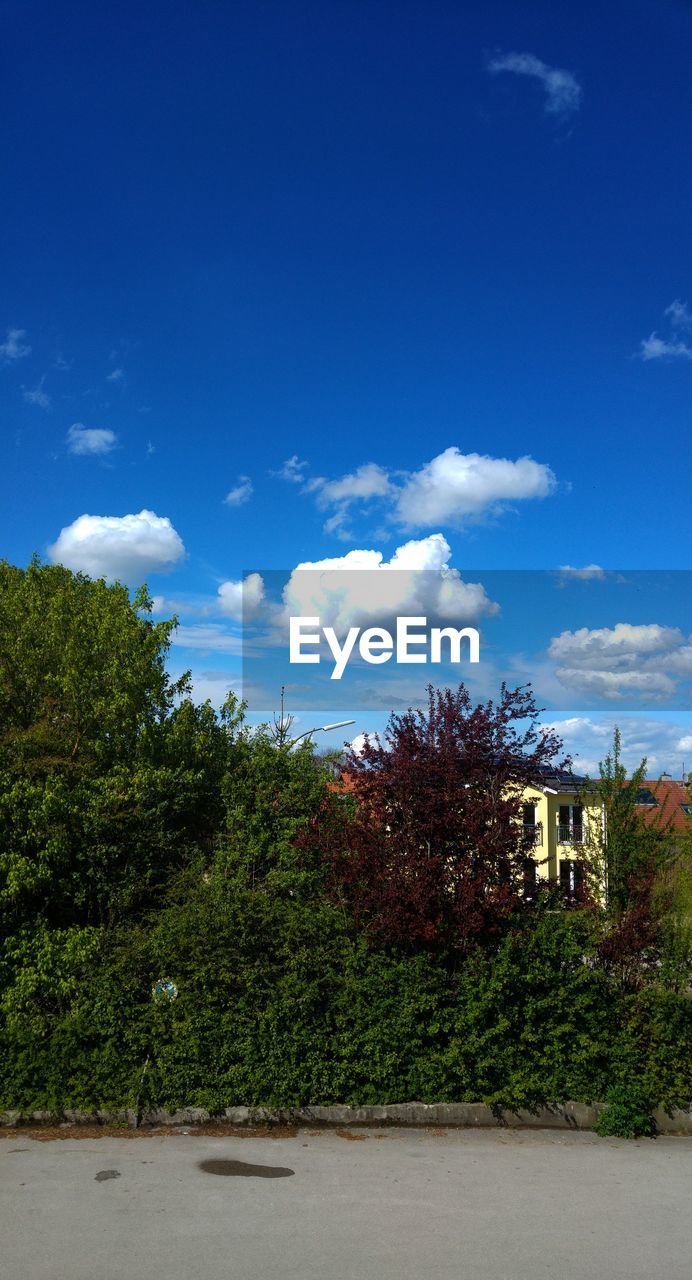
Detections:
[0, 559, 236, 931]
[0, 561, 689, 1129]
[311, 683, 568, 951]
[589, 728, 686, 988]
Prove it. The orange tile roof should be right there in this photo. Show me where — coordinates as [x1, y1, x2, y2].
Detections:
[635, 779, 691, 830]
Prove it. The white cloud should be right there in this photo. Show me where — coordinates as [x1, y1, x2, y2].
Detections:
[309, 462, 392, 536]
[106, 366, 124, 382]
[543, 715, 692, 778]
[552, 668, 676, 701]
[559, 564, 606, 581]
[394, 448, 556, 529]
[639, 300, 692, 360]
[170, 624, 244, 655]
[48, 509, 186, 582]
[663, 644, 692, 675]
[665, 299, 692, 330]
[282, 533, 499, 631]
[0, 327, 31, 361]
[217, 572, 265, 621]
[350, 731, 382, 757]
[224, 476, 253, 506]
[488, 51, 582, 116]
[548, 623, 690, 702]
[182, 669, 242, 706]
[549, 623, 684, 668]
[273, 455, 308, 483]
[639, 333, 692, 361]
[304, 447, 556, 535]
[66, 424, 118, 456]
[23, 377, 50, 410]
[311, 462, 392, 506]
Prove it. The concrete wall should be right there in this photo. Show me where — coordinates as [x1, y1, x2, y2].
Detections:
[2, 1102, 691, 1134]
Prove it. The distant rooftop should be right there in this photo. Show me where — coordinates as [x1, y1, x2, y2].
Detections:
[635, 778, 691, 830]
[532, 764, 590, 791]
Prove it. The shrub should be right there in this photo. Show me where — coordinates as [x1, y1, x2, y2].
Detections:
[595, 1084, 656, 1139]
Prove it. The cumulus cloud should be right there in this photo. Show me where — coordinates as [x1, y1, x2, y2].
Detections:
[48, 509, 186, 582]
[303, 447, 556, 535]
[310, 462, 391, 507]
[282, 533, 499, 631]
[549, 623, 684, 667]
[488, 51, 582, 116]
[350, 731, 382, 757]
[548, 622, 690, 702]
[66, 424, 118, 456]
[224, 476, 253, 506]
[23, 377, 51, 410]
[394, 448, 555, 529]
[217, 572, 265, 621]
[106, 367, 124, 382]
[0, 327, 31, 361]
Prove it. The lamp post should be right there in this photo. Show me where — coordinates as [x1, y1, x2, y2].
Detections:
[272, 686, 355, 748]
[285, 719, 355, 749]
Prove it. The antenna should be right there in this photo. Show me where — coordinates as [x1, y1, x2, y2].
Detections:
[271, 684, 295, 746]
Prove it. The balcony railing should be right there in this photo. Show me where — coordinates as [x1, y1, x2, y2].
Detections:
[522, 823, 543, 847]
[557, 825, 584, 845]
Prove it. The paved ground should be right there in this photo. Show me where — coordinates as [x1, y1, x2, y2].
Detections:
[1, 1126, 690, 1280]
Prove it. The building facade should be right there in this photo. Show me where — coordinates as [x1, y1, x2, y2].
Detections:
[520, 770, 603, 895]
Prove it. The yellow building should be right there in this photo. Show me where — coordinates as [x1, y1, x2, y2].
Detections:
[520, 769, 604, 896]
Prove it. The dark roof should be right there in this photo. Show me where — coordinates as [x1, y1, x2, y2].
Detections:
[532, 764, 590, 790]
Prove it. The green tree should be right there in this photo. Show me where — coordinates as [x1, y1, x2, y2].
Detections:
[596, 728, 673, 913]
[217, 728, 339, 899]
[0, 559, 238, 933]
[0, 557, 179, 774]
[587, 728, 684, 993]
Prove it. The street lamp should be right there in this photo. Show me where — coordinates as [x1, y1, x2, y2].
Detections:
[286, 719, 355, 748]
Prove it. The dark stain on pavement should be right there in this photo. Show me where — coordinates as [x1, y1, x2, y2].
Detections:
[95, 1169, 121, 1182]
[198, 1158, 294, 1179]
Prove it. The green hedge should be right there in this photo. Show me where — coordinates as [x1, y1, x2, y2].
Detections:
[2, 884, 690, 1116]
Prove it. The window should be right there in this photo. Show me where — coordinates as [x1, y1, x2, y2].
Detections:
[557, 804, 584, 844]
[559, 859, 584, 896]
[524, 859, 539, 899]
[521, 802, 542, 846]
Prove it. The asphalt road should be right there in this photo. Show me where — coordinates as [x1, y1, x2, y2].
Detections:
[1, 1126, 690, 1280]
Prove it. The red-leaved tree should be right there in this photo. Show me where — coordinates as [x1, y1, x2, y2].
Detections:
[311, 683, 568, 952]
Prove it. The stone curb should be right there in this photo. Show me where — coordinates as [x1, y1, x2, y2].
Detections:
[1, 1102, 691, 1134]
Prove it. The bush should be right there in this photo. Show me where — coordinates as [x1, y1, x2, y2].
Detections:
[595, 1084, 656, 1139]
[2, 894, 689, 1124]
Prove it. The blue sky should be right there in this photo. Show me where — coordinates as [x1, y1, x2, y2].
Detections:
[2, 0, 691, 772]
